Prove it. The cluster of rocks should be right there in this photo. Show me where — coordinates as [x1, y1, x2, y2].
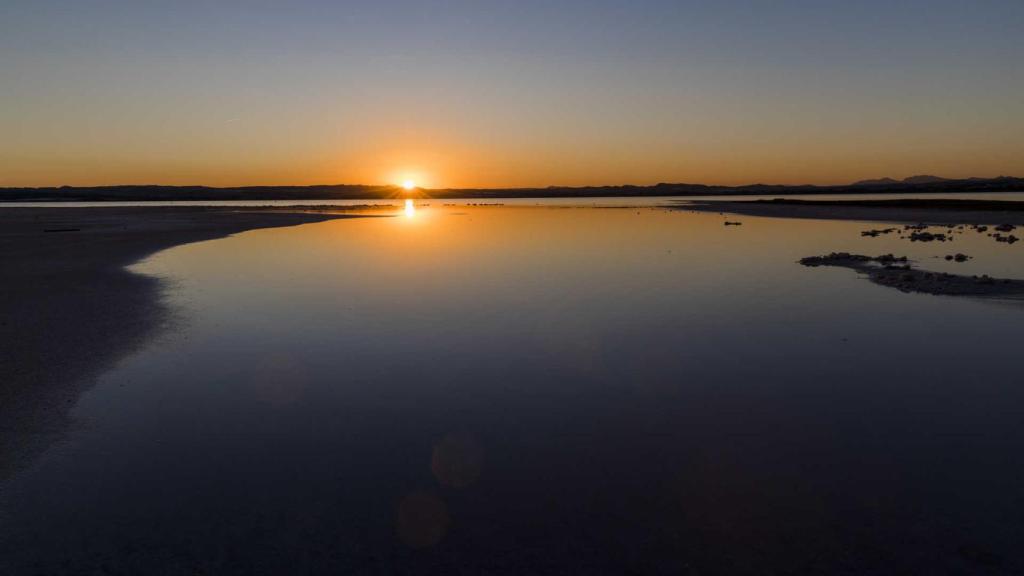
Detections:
[909, 230, 949, 242]
[879, 223, 961, 243]
[799, 251, 1024, 297]
[863, 222, 1021, 246]
[800, 252, 907, 267]
[723, 221, 743, 226]
[963, 223, 1021, 244]
[944, 253, 971, 262]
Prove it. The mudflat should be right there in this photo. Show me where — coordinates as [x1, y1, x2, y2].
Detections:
[0, 207, 371, 478]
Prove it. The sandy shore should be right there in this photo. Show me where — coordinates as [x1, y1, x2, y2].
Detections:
[679, 198, 1024, 225]
[0, 207, 372, 479]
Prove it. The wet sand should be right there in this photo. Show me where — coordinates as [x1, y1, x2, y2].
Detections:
[680, 198, 1024, 226]
[0, 207, 372, 479]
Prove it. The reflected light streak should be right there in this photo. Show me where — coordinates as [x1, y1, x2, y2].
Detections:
[404, 198, 415, 218]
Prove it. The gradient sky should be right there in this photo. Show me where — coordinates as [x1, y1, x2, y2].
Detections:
[2, 0, 1022, 187]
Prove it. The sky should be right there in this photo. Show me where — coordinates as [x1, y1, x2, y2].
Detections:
[1, 0, 1022, 188]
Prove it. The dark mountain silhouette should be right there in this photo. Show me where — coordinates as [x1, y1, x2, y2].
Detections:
[854, 175, 950, 186]
[2, 177, 1022, 202]
[902, 175, 949, 184]
[852, 177, 900, 186]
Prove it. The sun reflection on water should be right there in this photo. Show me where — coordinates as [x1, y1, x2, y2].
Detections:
[404, 198, 415, 218]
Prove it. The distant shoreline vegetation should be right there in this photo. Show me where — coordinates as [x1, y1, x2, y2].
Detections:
[2, 176, 1023, 202]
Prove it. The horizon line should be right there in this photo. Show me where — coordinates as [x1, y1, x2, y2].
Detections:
[3, 174, 1021, 191]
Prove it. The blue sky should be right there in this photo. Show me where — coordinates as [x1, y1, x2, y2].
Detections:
[2, 0, 1022, 186]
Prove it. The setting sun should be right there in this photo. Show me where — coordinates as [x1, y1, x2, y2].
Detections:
[402, 180, 415, 191]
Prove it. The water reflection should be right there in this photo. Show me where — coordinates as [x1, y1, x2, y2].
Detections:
[2, 206, 1024, 574]
[396, 491, 449, 549]
[431, 432, 484, 489]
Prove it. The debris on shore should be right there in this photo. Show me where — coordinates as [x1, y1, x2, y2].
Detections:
[724, 221, 743, 226]
[861, 228, 897, 237]
[799, 252, 1024, 297]
[800, 252, 907, 268]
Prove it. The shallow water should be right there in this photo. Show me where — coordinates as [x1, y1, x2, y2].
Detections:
[3, 205, 1024, 574]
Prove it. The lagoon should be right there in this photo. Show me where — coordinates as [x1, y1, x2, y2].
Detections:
[2, 204, 1023, 574]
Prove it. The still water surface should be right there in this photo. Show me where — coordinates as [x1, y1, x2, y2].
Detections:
[2, 205, 1023, 574]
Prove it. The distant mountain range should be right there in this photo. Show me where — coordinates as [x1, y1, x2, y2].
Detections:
[2, 176, 1022, 202]
[853, 175, 952, 186]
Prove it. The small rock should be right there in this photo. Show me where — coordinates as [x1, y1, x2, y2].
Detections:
[909, 231, 947, 242]
[861, 227, 897, 237]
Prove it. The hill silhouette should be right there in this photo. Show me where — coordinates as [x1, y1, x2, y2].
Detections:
[2, 176, 1022, 202]
[853, 175, 951, 186]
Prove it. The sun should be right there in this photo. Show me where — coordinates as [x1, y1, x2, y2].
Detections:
[402, 179, 416, 191]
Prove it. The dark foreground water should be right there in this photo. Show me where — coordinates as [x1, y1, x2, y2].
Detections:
[3, 205, 1024, 574]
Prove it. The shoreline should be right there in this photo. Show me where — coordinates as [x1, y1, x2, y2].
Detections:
[677, 198, 1024, 225]
[0, 207, 372, 480]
